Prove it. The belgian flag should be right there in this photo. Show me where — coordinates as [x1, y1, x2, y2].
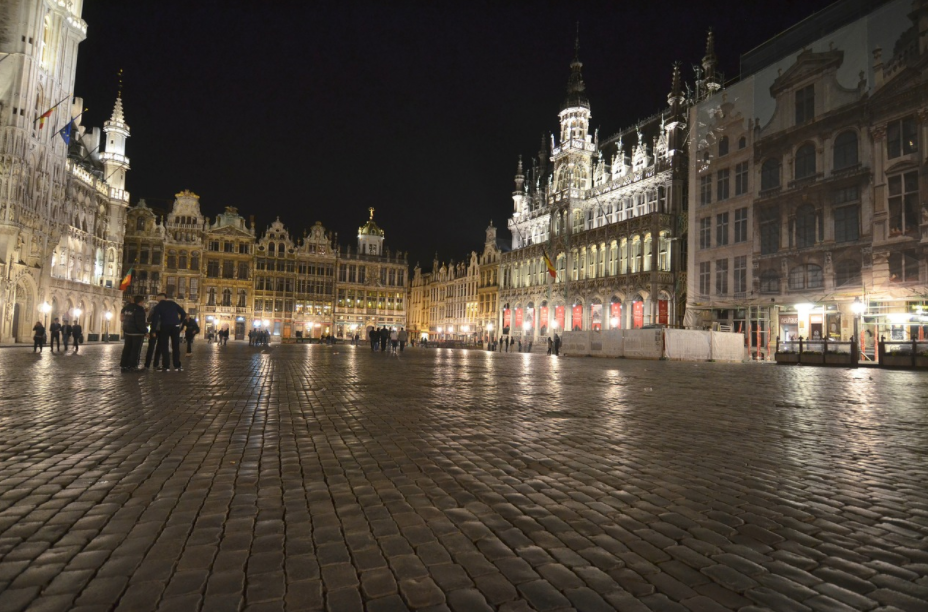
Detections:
[119, 268, 133, 292]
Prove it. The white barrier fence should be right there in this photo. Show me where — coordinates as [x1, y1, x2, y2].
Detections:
[559, 328, 745, 362]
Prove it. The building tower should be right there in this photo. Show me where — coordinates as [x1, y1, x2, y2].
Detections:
[358, 207, 384, 256]
[102, 92, 130, 194]
[512, 156, 525, 214]
[552, 34, 595, 196]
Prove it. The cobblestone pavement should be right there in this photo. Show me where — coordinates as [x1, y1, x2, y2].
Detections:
[1, 343, 927, 612]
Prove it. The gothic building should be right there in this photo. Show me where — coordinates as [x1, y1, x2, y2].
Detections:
[1, 1, 129, 342]
[334, 209, 408, 338]
[499, 41, 689, 341]
[409, 223, 503, 343]
[687, 0, 928, 355]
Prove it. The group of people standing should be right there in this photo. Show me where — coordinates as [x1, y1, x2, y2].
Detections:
[119, 293, 195, 372]
[248, 328, 270, 346]
[31, 318, 83, 353]
[489, 334, 560, 355]
[368, 326, 408, 354]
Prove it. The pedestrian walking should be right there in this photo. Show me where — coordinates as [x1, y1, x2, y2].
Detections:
[62, 319, 72, 351]
[150, 292, 186, 371]
[32, 321, 46, 353]
[553, 333, 561, 356]
[182, 315, 200, 354]
[49, 318, 62, 352]
[120, 295, 148, 372]
[505, 337, 510, 352]
[71, 321, 82, 353]
[398, 328, 408, 352]
[390, 328, 399, 354]
[546, 337, 552, 355]
[369, 328, 377, 351]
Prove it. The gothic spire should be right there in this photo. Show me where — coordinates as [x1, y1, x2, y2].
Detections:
[562, 25, 590, 111]
[701, 29, 720, 96]
[514, 155, 525, 193]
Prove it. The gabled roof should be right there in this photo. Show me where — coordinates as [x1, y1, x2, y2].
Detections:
[770, 48, 844, 96]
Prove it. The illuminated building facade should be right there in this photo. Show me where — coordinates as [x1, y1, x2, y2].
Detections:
[334, 208, 408, 338]
[1, 1, 129, 342]
[253, 218, 335, 340]
[409, 223, 503, 343]
[200, 206, 255, 339]
[499, 42, 689, 342]
[687, 0, 928, 355]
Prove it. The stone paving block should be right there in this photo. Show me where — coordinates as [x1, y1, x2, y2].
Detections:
[0, 347, 927, 611]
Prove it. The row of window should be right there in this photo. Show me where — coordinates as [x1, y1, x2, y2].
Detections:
[698, 256, 749, 296]
[700, 162, 750, 205]
[207, 241, 251, 254]
[337, 265, 406, 286]
[255, 277, 333, 295]
[336, 290, 405, 310]
[254, 300, 332, 315]
[699, 208, 750, 249]
[206, 260, 251, 280]
[503, 233, 673, 289]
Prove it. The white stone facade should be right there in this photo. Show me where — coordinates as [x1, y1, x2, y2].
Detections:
[0, 0, 128, 342]
[499, 45, 689, 342]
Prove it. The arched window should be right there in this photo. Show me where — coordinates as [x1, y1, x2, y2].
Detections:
[795, 204, 816, 248]
[760, 270, 780, 294]
[643, 234, 652, 272]
[207, 288, 217, 306]
[761, 158, 780, 190]
[835, 260, 861, 287]
[237, 289, 247, 307]
[833, 131, 858, 170]
[268, 243, 275, 256]
[738, 136, 747, 149]
[789, 264, 824, 290]
[222, 289, 232, 306]
[718, 136, 729, 157]
[795, 144, 816, 179]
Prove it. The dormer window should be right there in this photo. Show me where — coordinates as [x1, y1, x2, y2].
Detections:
[795, 85, 814, 125]
[718, 136, 729, 157]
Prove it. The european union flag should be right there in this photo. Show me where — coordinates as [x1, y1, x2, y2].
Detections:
[58, 120, 73, 145]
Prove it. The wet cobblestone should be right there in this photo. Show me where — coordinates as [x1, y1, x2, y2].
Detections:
[0, 343, 927, 611]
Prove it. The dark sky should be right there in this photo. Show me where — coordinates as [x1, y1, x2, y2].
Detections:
[75, 0, 835, 269]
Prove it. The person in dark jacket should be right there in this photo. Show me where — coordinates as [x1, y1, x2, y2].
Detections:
[71, 321, 82, 353]
[143, 298, 162, 369]
[62, 319, 72, 351]
[379, 326, 389, 352]
[150, 292, 187, 371]
[181, 315, 200, 354]
[120, 296, 148, 371]
[33, 321, 46, 353]
[49, 318, 62, 352]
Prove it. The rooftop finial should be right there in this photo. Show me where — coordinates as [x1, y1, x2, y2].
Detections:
[562, 24, 589, 111]
[117, 68, 124, 98]
[369, 207, 375, 221]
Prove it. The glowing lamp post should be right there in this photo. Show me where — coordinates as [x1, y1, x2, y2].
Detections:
[610, 317, 618, 330]
[851, 297, 865, 364]
[73, 308, 82, 325]
[104, 311, 113, 342]
[39, 302, 51, 328]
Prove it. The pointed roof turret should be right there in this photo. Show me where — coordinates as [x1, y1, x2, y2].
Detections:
[701, 29, 720, 96]
[562, 28, 590, 111]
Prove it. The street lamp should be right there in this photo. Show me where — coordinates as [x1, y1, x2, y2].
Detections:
[610, 317, 618, 329]
[104, 311, 113, 342]
[39, 302, 51, 328]
[73, 308, 82, 325]
[852, 297, 865, 363]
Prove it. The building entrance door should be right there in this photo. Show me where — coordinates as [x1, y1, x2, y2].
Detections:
[235, 321, 245, 340]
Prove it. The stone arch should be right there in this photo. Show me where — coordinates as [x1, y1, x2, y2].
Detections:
[9, 273, 38, 343]
[570, 296, 584, 331]
[590, 296, 604, 331]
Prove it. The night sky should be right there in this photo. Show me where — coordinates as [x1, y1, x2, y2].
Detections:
[75, 0, 835, 269]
